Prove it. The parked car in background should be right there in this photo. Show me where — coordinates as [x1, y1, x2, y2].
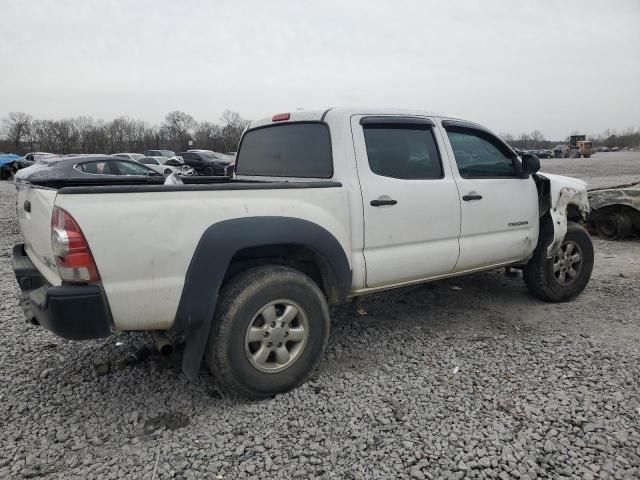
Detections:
[136, 157, 181, 175]
[225, 151, 237, 157]
[17, 152, 57, 169]
[553, 145, 569, 158]
[533, 150, 553, 159]
[112, 153, 145, 162]
[180, 151, 233, 175]
[14, 155, 163, 184]
[0, 153, 22, 180]
[144, 149, 176, 158]
[23, 152, 55, 163]
[136, 156, 193, 176]
[187, 149, 234, 161]
[1, 152, 60, 179]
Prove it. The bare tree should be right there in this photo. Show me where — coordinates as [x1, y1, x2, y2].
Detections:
[2, 112, 32, 152]
[55, 119, 79, 154]
[30, 120, 58, 152]
[193, 121, 222, 151]
[162, 111, 196, 152]
[530, 130, 545, 143]
[501, 132, 514, 143]
[220, 110, 249, 152]
[1, 110, 253, 155]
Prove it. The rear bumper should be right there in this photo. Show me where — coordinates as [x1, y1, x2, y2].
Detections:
[12, 244, 112, 340]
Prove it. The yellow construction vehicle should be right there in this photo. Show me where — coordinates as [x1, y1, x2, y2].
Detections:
[569, 135, 593, 158]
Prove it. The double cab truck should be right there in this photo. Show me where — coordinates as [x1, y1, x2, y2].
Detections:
[13, 108, 593, 398]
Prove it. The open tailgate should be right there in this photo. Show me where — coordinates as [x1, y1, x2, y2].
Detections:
[15, 183, 62, 286]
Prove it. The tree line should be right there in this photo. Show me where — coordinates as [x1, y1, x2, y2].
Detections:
[502, 128, 640, 150]
[2, 111, 638, 155]
[0, 110, 250, 155]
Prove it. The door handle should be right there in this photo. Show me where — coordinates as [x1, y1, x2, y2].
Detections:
[370, 198, 398, 207]
[462, 194, 483, 201]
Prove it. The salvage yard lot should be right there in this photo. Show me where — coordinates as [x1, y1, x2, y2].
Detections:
[0, 153, 639, 479]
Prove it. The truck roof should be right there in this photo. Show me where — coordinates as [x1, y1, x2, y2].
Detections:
[249, 107, 456, 129]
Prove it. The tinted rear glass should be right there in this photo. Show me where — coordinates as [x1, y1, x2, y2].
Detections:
[236, 123, 332, 178]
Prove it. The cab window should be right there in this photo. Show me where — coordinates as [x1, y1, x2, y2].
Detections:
[363, 124, 443, 179]
[237, 123, 333, 178]
[446, 127, 517, 178]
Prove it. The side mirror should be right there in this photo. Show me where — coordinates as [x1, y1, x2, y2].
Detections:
[522, 153, 540, 175]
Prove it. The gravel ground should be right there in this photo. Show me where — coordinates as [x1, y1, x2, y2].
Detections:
[1, 154, 639, 479]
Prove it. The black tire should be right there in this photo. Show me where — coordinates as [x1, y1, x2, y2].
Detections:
[203, 166, 214, 176]
[523, 220, 594, 302]
[164, 168, 172, 175]
[206, 266, 330, 398]
[595, 212, 632, 240]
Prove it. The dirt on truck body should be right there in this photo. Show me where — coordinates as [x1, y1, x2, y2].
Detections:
[588, 182, 640, 240]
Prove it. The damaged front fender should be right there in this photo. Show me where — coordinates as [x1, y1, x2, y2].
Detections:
[547, 187, 590, 257]
[535, 173, 590, 258]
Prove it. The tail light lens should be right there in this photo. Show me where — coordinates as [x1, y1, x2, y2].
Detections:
[51, 207, 100, 282]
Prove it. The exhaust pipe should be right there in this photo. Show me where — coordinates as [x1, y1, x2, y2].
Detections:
[151, 331, 174, 356]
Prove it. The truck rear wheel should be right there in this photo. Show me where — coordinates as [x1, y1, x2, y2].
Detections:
[523, 220, 594, 302]
[596, 212, 632, 240]
[206, 266, 330, 398]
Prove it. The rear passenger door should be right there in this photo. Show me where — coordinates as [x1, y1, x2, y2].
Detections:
[351, 116, 462, 288]
[440, 120, 539, 271]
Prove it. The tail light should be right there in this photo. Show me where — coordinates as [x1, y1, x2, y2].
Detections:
[51, 207, 100, 282]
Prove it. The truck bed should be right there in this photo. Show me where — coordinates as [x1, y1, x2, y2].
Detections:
[16, 177, 350, 331]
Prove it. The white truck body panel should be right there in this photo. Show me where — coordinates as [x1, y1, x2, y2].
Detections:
[15, 184, 61, 287]
[54, 187, 351, 330]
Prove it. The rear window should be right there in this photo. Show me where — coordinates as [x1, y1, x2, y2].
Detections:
[236, 123, 333, 178]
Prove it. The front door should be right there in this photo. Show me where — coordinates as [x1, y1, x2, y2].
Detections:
[440, 121, 539, 271]
[351, 115, 462, 288]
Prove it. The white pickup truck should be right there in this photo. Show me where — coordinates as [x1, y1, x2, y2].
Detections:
[13, 108, 593, 398]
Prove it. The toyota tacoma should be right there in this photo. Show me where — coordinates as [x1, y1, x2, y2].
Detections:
[13, 108, 593, 398]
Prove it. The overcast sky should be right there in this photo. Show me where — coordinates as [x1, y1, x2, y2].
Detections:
[1, 0, 638, 139]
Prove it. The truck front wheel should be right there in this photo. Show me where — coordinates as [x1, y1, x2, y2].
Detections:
[206, 266, 330, 398]
[523, 221, 594, 302]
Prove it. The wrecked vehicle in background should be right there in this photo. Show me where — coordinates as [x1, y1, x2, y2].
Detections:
[0, 152, 57, 180]
[588, 183, 640, 240]
[0, 153, 21, 180]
